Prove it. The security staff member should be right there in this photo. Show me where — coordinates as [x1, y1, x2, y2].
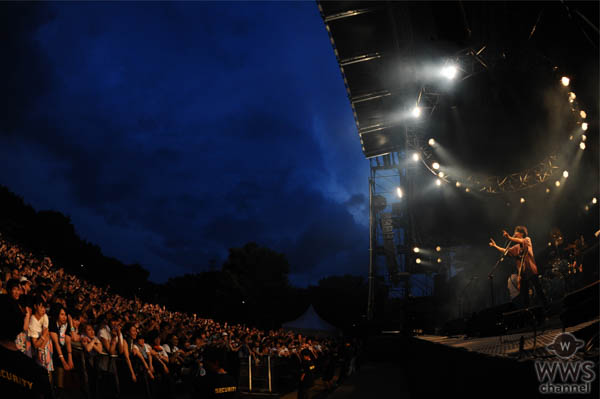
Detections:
[196, 346, 238, 398]
[298, 349, 316, 399]
[0, 295, 53, 398]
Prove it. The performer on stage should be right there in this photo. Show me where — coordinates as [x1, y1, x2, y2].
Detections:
[489, 226, 548, 308]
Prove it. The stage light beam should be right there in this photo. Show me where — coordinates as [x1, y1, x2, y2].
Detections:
[441, 65, 458, 80]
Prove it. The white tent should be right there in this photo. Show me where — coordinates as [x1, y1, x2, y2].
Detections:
[282, 305, 339, 337]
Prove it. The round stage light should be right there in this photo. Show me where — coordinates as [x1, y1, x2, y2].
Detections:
[582, 134, 587, 142]
[580, 110, 587, 119]
[585, 205, 590, 212]
[432, 162, 440, 170]
[580, 142, 586, 150]
[582, 122, 588, 131]
[555, 180, 561, 187]
[438, 172, 445, 178]
[455, 181, 461, 187]
[593, 197, 598, 204]
[436, 179, 442, 186]
[561, 76, 570, 86]
[520, 197, 526, 204]
[562, 170, 569, 178]
[412, 152, 419, 161]
[413, 247, 420, 253]
[396, 187, 403, 198]
[436, 246, 441, 252]
[416, 258, 422, 264]
[412, 106, 421, 118]
[568, 92, 576, 101]
[441, 65, 458, 80]
[437, 258, 442, 263]
[465, 187, 470, 193]
[546, 187, 551, 194]
[428, 138, 436, 146]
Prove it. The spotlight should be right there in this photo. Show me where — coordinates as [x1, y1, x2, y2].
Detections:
[548, 242, 552, 247]
[437, 258, 442, 263]
[546, 187, 551, 194]
[520, 197, 526, 204]
[412, 106, 421, 118]
[416, 258, 422, 264]
[455, 181, 461, 187]
[441, 65, 458, 80]
[568, 92, 576, 101]
[438, 172, 445, 178]
[582, 134, 587, 142]
[396, 187, 403, 198]
[436, 179, 442, 186]
[593, 197, 598, 204]
[582, 122, 588, 131]
[555, 180, 561, 187]
[412, 152, 419, 162]
[436, 246, 441, 252]
[432, 162, 440, 170]
[585, 205, 590, 212]
[561, 76, 570, 86]
[569, 135, 574, 141]
[465, 187, 470, 193]
[580, 142, 586, 150]
[413, 247, 420, 253]
[428, 138, 436, 146]
[580, 110, 587, 119]
[563, 170, 569, 178]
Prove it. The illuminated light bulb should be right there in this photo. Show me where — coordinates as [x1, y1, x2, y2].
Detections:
[412, 106, 421, 118]
[520, 197, 526, 204]
[436, 246, 441, 252]
[465, 187, 470, 193]
[437, 258, 442, 263]
[555, 180, 561, 187]
[580, 142, 586, 150]
[568, 92, 576, 101]
[582, 134, 587, 142]
[432, 162, 440, 170]
[593, 197, 598, 204]
[456, 181, 461, 187]
[582, 122, 588, 131]
[436, 179, 442, 186]
[580, 110, 587, 119]
[396, 187, 403, 198]
[413, 247, 420, 253]
[548, 242, 552, 247]
[584, 205, 590, 212]
[412, 152, 419, 161]
[569, 135, 574, 141]
[441, 65, 458, 80]
[563, 170, 569, 178]
[438, 172, 445, 178]
[416, 258, 421, 264]
[561, 76, 570, 86]
[428, 138, 436, 146]
[546, 188, 551, 194]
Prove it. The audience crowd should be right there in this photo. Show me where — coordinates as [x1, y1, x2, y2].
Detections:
[0, 234, 359, 398]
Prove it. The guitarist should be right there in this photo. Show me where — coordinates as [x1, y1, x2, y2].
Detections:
[489, 226, 548, 308]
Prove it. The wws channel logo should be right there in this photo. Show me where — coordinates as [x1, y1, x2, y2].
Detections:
[535, 332, 596, 394]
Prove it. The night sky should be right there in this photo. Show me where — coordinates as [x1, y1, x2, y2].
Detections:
[1, 2, 369, 285]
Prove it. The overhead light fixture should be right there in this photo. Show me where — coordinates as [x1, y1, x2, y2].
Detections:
[432, 162, 440, 170]
[441, 65, 458, 80]
[561, 76, 570, 86]
[412, 106, 421, 118]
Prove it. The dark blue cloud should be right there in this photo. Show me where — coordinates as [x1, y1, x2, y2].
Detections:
[0, 2, 368, 284]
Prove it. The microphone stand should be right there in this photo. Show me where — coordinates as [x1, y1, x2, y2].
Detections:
[488, 240, 511, 306]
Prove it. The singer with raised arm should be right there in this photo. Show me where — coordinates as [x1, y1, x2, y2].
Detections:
[489, 225, 548, 309]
